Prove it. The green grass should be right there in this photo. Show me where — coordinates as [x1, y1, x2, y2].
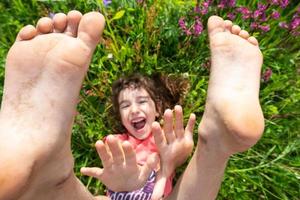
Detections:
[0, 0, 299, 199]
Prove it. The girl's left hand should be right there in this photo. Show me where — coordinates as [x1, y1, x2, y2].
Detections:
[151, 105, 196, 200]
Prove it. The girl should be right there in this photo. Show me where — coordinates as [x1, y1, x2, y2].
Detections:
[81, 73, 196, 200]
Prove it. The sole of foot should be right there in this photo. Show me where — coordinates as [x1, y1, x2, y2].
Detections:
[0, 11, 105, 173]
[199, 16, 264, 155]
[1, 10, 105, 144]
[0, 11, 105, 198]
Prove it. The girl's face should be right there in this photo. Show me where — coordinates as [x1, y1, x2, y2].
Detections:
[118, 87, 158, 140]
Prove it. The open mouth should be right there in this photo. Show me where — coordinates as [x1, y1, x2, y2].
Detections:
[131, 118, 146, 130]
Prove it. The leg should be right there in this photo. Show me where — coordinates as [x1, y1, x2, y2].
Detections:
[0, 11, 106, 200]
[166, 16, 264, 200]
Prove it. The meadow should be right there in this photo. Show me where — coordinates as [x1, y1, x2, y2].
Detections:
[0, 0, 299, 199]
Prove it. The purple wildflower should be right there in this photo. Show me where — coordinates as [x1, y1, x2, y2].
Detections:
[250, 22, 258, 30]
[228, 0, 236, 7]
[186, 29, 192, 36]
[48, 12, 55, 19]
[227, 12, 236, 20]
[203, 2, 210, 8]
[292, 10, 300, 19]
[279, 21, 289, 29]
[259, 24, 270, 32]
[262, 68, 272, 82]
[258, 3, 268, 11]
[253, 3, 268, 20]
[280, 0, 289, 8]
[269, 0, 280, 5]
[236, 7, 252, 19]
[103, 0, 112, 6]
[290, 17, 300, 30]
[201, 2, 209, 15]
[218, 0, 236, 9]
[271, 11, 280, 19]
[289, 10, 300, 32]
[179, 17, 187, 31]
[253, 10, 262, 19]
[217, 0, 226, 9]
[179, 17, 192, 36]
[194, 4, 201, 13]
[193, 17, 204, 36]
[207, 0, 213, 5]
[194, 1, 210, 15]
[260, 13, 267, 22]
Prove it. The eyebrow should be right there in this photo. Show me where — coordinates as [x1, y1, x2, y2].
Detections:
[137, 96, 150, 100]
[119, 96, 150, 105]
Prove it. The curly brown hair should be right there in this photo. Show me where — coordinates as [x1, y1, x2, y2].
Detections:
[110, 73, 190, 133]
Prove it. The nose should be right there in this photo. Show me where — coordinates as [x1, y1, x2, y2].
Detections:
[130, 103, 140, 115]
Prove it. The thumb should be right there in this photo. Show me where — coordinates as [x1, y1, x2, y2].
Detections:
[152, 171, 167, 200]
[80, 167, 104, 180]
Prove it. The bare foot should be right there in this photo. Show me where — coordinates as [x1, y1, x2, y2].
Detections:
[0, 11, 105, 199]
[1, 10, 104, 147]
[199, 16, 265, 156]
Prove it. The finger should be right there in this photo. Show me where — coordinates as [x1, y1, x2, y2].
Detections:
[80, 167, 104, 179]
[140, 153, 159, 180]
[163, 109, 176, 144]
[174, 105, 184, 138]
[152, 122, 166, 149]
[106, 135, 125, 165]
[152, 172, 167, 200]
[122, 141, 137, 166]
[95, 140, 113, 168]
[185, 113, 196, 141]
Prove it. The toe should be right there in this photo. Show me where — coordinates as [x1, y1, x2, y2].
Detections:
[77, 12, 105, 49]
[248, 36, 259, 46]
[36, 17, 54, 34]
[231, 25, 241, 35]
[207, 16, 225, 37]
[224, 20, 233, 32]
[53, 13, 67, 33]
[239, 30, 250, 39]
[16, 25, 37, 41]
[64, 10, 82, 37]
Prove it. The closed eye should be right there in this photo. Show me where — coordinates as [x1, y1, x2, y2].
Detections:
[121, 105, 129, 109]
[120, 102, 130, 109]
[139, 100, 148, 104]
[137, 96, 150, 104]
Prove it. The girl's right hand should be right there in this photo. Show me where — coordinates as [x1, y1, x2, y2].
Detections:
[80, 135, 159, 192]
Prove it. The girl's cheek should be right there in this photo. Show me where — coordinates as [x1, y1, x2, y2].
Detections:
[120, 111, 127, 120]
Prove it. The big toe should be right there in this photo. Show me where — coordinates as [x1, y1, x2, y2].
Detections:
[77, 12, 105, 49]
[207, 16, 225, 37]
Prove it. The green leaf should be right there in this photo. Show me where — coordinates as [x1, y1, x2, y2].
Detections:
[111, 10, 125, 21]
[266, 105, 279, 115]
